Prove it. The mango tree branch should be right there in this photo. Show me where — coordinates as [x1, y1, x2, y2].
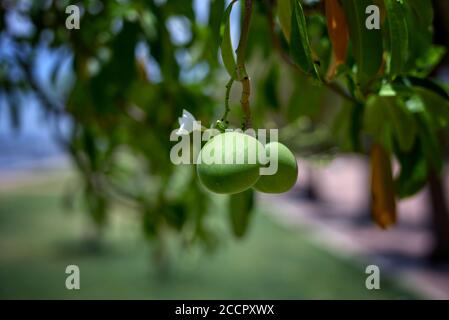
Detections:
[236, 0, 253, 129]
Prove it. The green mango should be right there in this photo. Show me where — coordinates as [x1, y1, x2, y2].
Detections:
[196, 132, 263, 194]
[254, 142, 298, 193]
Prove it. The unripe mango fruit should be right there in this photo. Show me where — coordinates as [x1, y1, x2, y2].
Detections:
[253, 142, 298, 193]
[197, 132, 264, 194]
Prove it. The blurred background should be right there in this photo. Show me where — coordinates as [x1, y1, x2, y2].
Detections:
[1, 0, 449, 299]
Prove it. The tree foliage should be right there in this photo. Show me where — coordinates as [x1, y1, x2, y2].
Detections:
[0, 0, 448, 247]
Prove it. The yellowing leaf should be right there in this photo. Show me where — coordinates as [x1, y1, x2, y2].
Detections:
[325, 0, 349, 65]
[370, 143, 397, 229]
[277, 0, 292, 41]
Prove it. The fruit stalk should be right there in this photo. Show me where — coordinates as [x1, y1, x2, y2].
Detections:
[222, 78, 234, 122]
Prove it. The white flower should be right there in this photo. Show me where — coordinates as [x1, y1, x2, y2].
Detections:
[176, 109, 197, 135]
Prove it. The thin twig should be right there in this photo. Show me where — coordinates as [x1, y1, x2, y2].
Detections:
[222, 78, 234, 122]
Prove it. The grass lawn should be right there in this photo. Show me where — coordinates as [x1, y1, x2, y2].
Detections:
[0, 172, 419, 299]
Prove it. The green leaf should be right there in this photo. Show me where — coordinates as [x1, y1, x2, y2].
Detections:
[406, 77, 449, 100]
[290, 0, 320, 79]
[229, 189, 254, 238]
[277, 0, 292, 41]
[364, 92, 417, 152]
[208, 0, 226, 59]
[402, 1, 437, 75]
[407, 0, 433, 26]
[341, 0, 383, 88]
[394, 77, 449, 128]
[220, 0, 237, 79]
[333, 102, 354, 151]
[414, 88, 449, 129]
[415, 46, 446, 76]
[394, 140, 427, 198]
[262, 65, 279, 109]
[416, 113, 443, 172]
[385, 97, 416, 152]
[364, 96, 393, 150]
[384, 0, 409, 76]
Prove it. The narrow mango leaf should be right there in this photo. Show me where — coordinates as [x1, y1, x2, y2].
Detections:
[416, 113, 443, 172]
[325, 0, 349, 65]
[385, 98, 416, 152]
[364, 95, 393, 151]
[277, 0, 292, 41]
[290, 0, 320, 79]
[229, 189, 254, 238]
[341, 0, 383, 88]
[370, 143, 397, 229]
[407, 0, 433, 26]
[364, 91, 416, 153]
[384, 0, 409, 76]
[414, 87, 449, 129]
[208, 0, 226, 58]
[394, 140, 428, 199]
[406, 76, 449, 100]
[394, 77, 449, 128]
[402, 1, 436, 74]
[220, 0, 237, 79]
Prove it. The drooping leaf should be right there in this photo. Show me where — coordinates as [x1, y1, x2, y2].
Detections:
[290, 0, 320, 79]
[394, 110, 443, 199]
[220, 0, 237, 79]
[416, 113, 443, 172]
[394, 140, 428, 198]
[325, 0, 349, 66]
[407, 0, 433, 26]
[364, 85, 417, 152]
[402, 1, 439, 75]
[394, 77, 449, 128]
[370, 143, 396, 229]
[341, 0, 383, 88]
[229, 189, 254, 238]
[385, 98, 416, 152]
[414, 88, 449, 129]
[208, 0, 226, 62]
[332, 101, 353, 151]
[384, 0, 409, 76]
[364, 95, 390, 147]
[395, 112, 443, 200]
[406, 76, 449, 100]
